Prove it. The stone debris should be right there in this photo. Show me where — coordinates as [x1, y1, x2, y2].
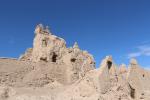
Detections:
[0, 24, 150, 100]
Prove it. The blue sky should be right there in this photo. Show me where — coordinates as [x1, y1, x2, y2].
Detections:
[0, 0, 150, 68]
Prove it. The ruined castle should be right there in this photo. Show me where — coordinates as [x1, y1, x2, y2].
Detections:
[19, 24, 95, 84]
[0, 24, 150, 100]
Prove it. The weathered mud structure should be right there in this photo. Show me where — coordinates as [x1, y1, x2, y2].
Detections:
[19, 24, 95, 85]
[0, 24, 150, 100]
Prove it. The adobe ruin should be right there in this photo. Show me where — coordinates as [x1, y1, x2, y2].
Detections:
[0, 24, 150, 100]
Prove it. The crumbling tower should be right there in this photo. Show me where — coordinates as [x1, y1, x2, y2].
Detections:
[32, 24, 67, 62]
[19, 24, 67, 62]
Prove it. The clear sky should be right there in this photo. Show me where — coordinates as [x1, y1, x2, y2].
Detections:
[0, 0, 150, 68]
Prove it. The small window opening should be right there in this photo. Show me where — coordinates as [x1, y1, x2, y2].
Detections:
[40, 57, 47, 62]
[143, 74, 145, 77]
[71, 58, 76, 62]
[129, 84, 135, 99]
[107, 61, 112, 70]
[52, 52, 57, 62]
[42, 39, 48, 47]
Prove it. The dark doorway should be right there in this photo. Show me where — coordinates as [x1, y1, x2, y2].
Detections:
[52, 52, 57, 62]
[107, 61, 112, 70]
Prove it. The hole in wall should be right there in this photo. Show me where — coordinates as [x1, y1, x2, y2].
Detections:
[71, 58, 76, 62]
[143, 74, 145, 77]
[52, 52, 57, 62]
[107, 61, 112, 70]
[42, 39, 48, 47]
[40, 57, 47, 62]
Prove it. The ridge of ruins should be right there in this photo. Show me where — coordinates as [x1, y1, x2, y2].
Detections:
[0, 24, 150, 100]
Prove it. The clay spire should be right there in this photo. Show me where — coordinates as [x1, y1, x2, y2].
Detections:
[73, 42, 79, 49]
[45, 26, 51, 34]
[119, 64, 127, 74]
[34, 24, 44, 34]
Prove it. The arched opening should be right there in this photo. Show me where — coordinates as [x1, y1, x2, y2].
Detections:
[42, 39, 48, 47]
[52, 52, 57, 62]
[107, 61, 112, 70]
